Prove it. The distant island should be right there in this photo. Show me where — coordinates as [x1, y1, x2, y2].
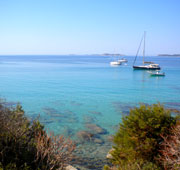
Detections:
[101, 53, 125, 56]
[158, 54, 180, 57]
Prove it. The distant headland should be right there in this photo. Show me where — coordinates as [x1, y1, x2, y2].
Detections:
[100, 53, 125, 56]
[158, 54, 180, 57]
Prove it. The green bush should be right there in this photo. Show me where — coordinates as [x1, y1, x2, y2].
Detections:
[0, 101, 75, 170]
[104, 160, 161, 170]
[0, 102, 43, 169]
[109, 103, 178, 169]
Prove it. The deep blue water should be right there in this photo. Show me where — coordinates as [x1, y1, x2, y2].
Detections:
[0, 55, 180, 169]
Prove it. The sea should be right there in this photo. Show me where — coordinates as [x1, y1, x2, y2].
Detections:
[0, 55, 180, 169]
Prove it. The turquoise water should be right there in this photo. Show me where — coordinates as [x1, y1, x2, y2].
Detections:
[0, 55, 180, 169]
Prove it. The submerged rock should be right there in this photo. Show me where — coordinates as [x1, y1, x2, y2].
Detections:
[51, 100, 65, 106]
[70, 101, 83, 106]
[63, 126, 74, 137]
[83, 115, 96, 123]
[88, 111, 102, 115]
[77, 131, 94, 142]
[73, 142, 111, 170]
[93, 138, 104, 144]
[43, 107, 59, 115]
[40, 118, 54, 124]
[106, 135, 114, 142]
[165, 102, 180, 107]
[168, 108, 180, 114]
[2, 101, 18, 107]
[112, 102, 134, 115]
[66, 116, 78, 123]
[86, 123, 108, 135]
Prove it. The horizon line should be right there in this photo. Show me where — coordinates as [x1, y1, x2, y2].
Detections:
[0, 54, 162, 56]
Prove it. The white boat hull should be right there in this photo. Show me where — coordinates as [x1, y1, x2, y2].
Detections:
[118, 59, 128, 63]
[110, 61, 122, 65]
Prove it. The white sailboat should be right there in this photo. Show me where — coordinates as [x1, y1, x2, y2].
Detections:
[133, 32, 161, 70]
[110, 54, 122, 65]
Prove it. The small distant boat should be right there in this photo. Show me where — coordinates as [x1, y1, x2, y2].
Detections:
[133, 32, 161, 70]
[110, 61, 122, 65]
[118, 58, 128, 63]
[110, 54, 122, 65]
[148, 71, 165, 76]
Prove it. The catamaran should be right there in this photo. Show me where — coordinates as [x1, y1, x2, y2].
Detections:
[133, 32, 161, 70]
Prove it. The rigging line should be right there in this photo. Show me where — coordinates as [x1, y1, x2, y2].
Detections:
[133, 34, 144, 66]
[143, 31, 146, 64]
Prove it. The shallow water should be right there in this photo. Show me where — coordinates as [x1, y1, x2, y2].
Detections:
[0, 55, 180, 169]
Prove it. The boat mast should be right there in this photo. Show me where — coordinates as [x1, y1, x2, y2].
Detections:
[143, 31, 146, 65]
[133, 34, 144, 66]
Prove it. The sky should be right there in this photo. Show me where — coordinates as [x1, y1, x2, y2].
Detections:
[0, 0, 180, 55]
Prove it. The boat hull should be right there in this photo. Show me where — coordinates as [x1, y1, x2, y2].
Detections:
[133, 66, 161, 70]
[118, 59, 128, 63]
[150, 73, 165, 76]
[110, 61, 121, 65]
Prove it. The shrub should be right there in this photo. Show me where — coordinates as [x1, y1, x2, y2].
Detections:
[157, 122, 180, 170]
[108, 103, 177, 169]
[35, 131, 75, 170]
[0, 101, 75, 170]
[104, 160, 161, 170]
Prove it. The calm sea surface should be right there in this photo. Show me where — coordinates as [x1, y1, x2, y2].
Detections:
[0, 55, 180, 169]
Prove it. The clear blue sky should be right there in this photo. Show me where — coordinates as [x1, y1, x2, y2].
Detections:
[0, 0, 179, 55]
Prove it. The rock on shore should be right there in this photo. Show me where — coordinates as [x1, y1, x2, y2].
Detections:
[65, 165, 78, 170]
[106, 148, 115, 159]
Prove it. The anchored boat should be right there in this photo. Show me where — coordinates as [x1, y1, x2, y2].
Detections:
[110, 60, 122, 65]
[148, 71, 165, 76]
[110, 54, 122, 66]
[133, 32, 161, 70]
[118, 58, 128, 63]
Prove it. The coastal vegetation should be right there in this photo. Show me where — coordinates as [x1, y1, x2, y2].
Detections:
[157, 122, 180, 169]
[0, 101, 75, 170]
[105, 103, 180, 170]
[1, 100, 180, 170]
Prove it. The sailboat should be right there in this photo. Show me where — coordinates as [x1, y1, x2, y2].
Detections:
[133, 32, 161, 70]
[110, 60, 122, 65]
[110, 54, 122, 65]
